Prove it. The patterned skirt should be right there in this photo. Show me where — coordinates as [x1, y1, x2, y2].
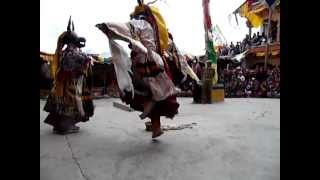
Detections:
[43, 72, 94, 128]
[121, 76, 179, 119]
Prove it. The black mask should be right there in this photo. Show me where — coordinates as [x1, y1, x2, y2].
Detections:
[62, 16, 86, 48]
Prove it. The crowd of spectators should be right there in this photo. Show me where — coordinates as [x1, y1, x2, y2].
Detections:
[219, 32, 268, 57]
[219, 65, 280, 98]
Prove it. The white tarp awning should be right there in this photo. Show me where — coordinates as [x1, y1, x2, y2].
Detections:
[231, 50, 249, 62]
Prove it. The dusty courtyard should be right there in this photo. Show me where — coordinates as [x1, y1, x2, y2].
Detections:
[40, 98, 280, 180]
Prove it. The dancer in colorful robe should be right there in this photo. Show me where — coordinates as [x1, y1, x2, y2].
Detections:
[43, 17, 94, 134]
[164, 32, 200, 88]
[96, 0, 179, 138]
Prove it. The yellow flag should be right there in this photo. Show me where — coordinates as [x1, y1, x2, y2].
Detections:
[239, 2, 263, 28]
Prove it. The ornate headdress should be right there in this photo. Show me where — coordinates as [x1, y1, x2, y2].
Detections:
[51, 16, 87, 79]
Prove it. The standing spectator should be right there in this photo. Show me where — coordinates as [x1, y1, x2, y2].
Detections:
[230, 42, 235, 49]
[201, 61, 214, 103]
[257, 32, 261, 40]
[235, 42, 241, 54]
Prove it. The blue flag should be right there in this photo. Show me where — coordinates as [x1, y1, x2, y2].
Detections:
[265, 0, 276, 7]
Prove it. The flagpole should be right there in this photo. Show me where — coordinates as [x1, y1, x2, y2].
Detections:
[202, 0, 218, 85]
[264, 6, 273, 70]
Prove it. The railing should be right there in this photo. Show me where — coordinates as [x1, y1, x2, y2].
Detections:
[249, 42, 280, 53]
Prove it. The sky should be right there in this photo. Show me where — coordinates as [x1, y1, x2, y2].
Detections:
[40, 0, 253, 56]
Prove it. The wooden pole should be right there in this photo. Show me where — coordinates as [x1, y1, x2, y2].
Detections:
[277, 16, 280, 42]
[103, 67, 106, 95]
[264, 7, 273, 70]
[246, 20, 252, 39]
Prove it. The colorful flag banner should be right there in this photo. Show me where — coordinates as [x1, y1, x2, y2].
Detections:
[202, 0, 218, 84]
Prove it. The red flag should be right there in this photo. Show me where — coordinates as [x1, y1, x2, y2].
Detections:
[202, 0, 212, 30]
